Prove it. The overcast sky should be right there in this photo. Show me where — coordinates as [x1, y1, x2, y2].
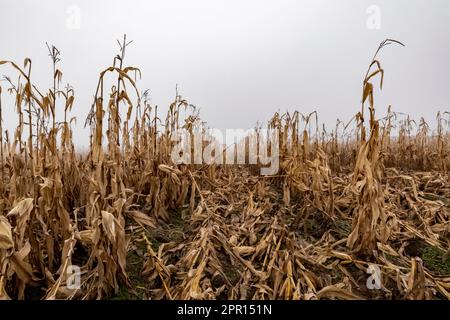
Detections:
[0, 0, 449, 147]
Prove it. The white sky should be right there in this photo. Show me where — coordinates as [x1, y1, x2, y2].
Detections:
[0, 0, 449, 147]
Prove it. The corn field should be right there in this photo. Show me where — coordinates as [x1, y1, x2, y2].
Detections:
[0, 38, 449, 300]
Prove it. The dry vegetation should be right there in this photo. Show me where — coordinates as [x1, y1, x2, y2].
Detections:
[0, 38, 449, 300]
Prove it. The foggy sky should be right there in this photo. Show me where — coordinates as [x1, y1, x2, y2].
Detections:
[0, 0, 449, 147]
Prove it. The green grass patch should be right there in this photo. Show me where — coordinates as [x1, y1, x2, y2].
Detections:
[422, 246, 450, 276]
